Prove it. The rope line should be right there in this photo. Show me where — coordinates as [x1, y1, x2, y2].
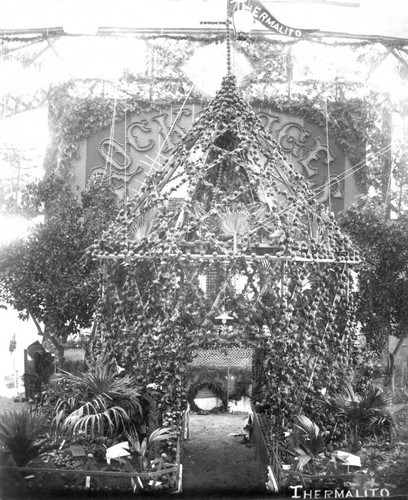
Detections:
[324, 82, 332, 212]
[240, 142, 392, 237]
[129, 82, 196, 195]
[215, 142, 392, 240]
[104, 81, 118, 181]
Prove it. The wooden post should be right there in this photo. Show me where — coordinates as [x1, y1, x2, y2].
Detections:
[23, 349, 28, 399]
[281, 261, 286, 301]
[226, 362, 230, 411]
[381, 107, 392, 220]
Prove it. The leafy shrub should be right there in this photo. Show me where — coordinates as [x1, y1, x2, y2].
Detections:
[288, 415, 329, 472]
[126, 426, 178, 471]
[0, 409, 49, 466]
[53, 364, 146, 439]
[319, 383, 407, 450]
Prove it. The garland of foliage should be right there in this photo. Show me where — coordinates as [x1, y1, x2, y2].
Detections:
[43, 37, 387, 195]
[45, 78, 375, 195]
[250, 96, 375, 193]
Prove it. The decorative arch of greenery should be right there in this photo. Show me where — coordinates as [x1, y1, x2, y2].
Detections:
[89, 73, 361, 438]
[187, 381, 227, 413]
[186, 365, 253, 412]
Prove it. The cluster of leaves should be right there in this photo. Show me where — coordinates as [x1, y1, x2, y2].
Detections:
[0, 409, 50, 466]
[287, 415, 329, 473]
[318, 383, 399, 451]
[0, 174, 120, 357]
[359, 442, 408, 493]
[284, 382, 408, 477]
[91, 258, 210, 427]
[261, 261, 360, 430]
[126, 426, 178, 471]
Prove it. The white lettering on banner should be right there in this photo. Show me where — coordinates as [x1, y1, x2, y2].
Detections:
[259, 12, 268, 22]
[237, 0, 318, 38]
[253, 6, 261, 16]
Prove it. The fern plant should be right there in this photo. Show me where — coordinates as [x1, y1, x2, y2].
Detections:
[0, 409, 49, 466]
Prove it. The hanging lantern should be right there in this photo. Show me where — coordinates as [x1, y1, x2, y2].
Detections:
[232, 6, 255, 34]
[215, 311, 235, 325]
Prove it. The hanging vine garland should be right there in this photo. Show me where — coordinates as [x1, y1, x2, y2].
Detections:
[45, 53, 379, 197]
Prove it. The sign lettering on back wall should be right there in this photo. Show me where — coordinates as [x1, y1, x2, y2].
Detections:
[84, 104, 350, 214]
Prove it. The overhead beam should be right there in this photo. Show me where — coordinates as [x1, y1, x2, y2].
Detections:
[1, 26, 408, 46]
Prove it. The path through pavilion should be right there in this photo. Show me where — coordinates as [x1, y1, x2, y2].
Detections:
[182, 412, 269, 498]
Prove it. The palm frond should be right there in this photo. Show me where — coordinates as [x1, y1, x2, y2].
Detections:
[292, 415, 327, 458]
[126, 428, 142, 453]
[129, 208, 157, 242]
[361, 385, 393, 409]
[295, 452, 312, 472]
[318, 383, 400, 450]
[54, 364, 145, 438]
[63, 401, 131, 438]
[148, 426, 178, 444]
[219, 208, 251, 237]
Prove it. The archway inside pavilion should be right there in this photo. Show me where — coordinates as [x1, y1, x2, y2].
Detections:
[187, 347, 253, 413]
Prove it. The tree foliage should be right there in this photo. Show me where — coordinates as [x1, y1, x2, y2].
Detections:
[339, 196, 408, 353]
[0, 174, 119, 357]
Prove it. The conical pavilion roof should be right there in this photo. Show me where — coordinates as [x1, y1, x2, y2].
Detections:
[92, 74, 359, 265]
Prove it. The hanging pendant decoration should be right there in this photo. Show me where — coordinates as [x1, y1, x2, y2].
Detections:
[229, 0, 319, 38]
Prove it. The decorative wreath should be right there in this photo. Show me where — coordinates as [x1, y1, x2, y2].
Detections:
[187, 380, 228, 413]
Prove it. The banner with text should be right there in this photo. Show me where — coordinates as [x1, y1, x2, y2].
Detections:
[229, 0, 318, 38]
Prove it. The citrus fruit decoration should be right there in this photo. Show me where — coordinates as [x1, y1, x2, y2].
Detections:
[90, 73, 360, 433]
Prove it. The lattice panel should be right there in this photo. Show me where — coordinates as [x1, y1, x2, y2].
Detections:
[190, 347, 253, 368]
[206, 265, 222, 302]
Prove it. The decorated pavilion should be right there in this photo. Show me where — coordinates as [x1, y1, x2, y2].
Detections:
[90, 69, 360, 438]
